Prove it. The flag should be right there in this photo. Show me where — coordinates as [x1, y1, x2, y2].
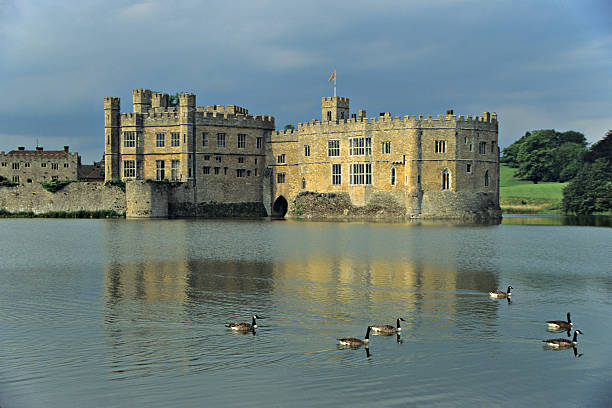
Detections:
[328, 70, 336, 82]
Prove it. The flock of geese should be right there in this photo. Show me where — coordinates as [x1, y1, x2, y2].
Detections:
[224, 286, 584, 354]
[488, 285, 583, 353]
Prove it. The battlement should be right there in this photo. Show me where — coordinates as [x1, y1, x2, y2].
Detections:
[179, 92, 196, 107]
[294, 110, 498, 130]
[321, 96, 349, 105]
[202, 104, 249, 115]
[152, 92, 169, 108]
[104, 97, 120, 110]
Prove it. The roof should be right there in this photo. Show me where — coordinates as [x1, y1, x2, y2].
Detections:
[79, 164, 104, 182]
[5, 149, 74, 158]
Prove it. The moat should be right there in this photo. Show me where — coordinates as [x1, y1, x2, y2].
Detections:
[0, 218, 610, 407]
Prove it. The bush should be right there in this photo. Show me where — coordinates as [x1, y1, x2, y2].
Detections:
[40, 180, 73, 193]
[105, 179, 126, 191]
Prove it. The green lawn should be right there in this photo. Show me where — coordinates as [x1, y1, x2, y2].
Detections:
[499, 165, 567, 214]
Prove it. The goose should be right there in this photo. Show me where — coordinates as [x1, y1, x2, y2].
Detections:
[338, 326, 372, 348]
[489, 286, 513, 298]
[547, 312, 573, 330]
[371, 318, 406, 335]
[225, 315, 261, 331]
[543, 329, 583, 348]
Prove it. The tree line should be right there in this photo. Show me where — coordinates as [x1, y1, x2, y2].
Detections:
[501, 129, 611, 215]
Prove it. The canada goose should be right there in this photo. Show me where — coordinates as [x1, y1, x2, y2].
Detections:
[338, 326, 372, 348]
[547, 312, 573, 330]
[543, 329, 583, 348]
[489, 286, 513, 298]
[371, 318, 406, 335]
[225, 315, 261, 331]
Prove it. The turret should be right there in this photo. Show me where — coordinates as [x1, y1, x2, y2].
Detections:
[132, 89, 152, 113]
[179, 92, 196, 181]
[104, 96, 121, 182]
[321, 96, 349, 122]
[152, 92, 169, 109]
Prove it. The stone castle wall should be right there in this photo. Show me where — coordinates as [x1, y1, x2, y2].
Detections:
[0, 182, 125, 214]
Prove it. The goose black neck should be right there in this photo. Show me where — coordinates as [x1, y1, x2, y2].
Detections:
[572, 331, 578, 342]
[507, 286, 512, 294]
[252, 316, 257, 327]
[396, 318, 401, 329]
[567, 312, 571, 323]
[365, 326, 371, 340]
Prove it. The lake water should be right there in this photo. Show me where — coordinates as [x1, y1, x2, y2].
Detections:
[0, 217, 610, 407]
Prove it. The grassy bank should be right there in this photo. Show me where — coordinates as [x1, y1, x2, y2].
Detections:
[0, 209, 125, 218]
[499, 165, 567, 214]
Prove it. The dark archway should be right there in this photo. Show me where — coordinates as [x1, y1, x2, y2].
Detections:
[272, 195, 288, 218]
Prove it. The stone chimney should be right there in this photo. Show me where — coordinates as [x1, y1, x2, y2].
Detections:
[64, 146, 69, 152]
[18, 146, 25, 150]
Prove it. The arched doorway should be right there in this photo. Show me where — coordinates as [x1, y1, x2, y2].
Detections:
[272, 195, 288, 218]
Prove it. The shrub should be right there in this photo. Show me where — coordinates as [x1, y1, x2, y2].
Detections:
[40, 180, 73, 193]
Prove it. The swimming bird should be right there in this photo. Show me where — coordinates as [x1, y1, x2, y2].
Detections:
[547, 312, 573, 330]
[371, 318, 406, 335]
[543, 329, 583, 348]
[489, 286, 513, 298]
[338, 326, 372, 348]
[225, 315, 261, 331]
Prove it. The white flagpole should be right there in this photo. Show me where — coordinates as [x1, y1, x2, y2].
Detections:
[334, 69, 337, 97]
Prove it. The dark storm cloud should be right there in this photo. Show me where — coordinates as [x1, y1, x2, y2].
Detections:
[1, 0, 610, 162]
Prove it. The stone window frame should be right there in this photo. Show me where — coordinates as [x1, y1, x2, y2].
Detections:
[238, 157, 245, 164]
[304, 144, 310, 157]
[123, 131, 136, 148]
[349, 137, 372, 156]
[236, 169, 246, 178]
[277, 154, 285, 164]
[123, 160, 136, 178]
[12, 175, 19, 183]
[435, 140, 447, 153]
[277, 172, 286, 184]
[237, 134, 247, 149]
[156, 160, 165, 180]
[327, 139, 340, 157]
[203, 166, 210, 175]
[156, 133, 165, 148]
[215, 156, 222, 163]
[202, 132, 209, 147]
[442, 168, 450, 190]
[350, 162, 372, 185]
[391, 167, 396, 185]
[214, 167, 220, 175]
[1, 162, 6, 167]
[171, 159, 180, 181]
[51, 175, 58, 181]
[24, 162, 31, 168]
[63, 163, 68, 168]
[485, 170, 490, 187]
[382, 141, 391, 154]
[332, 164, 342, 185]
[171, 132, 180, 147]
[466, 163, 472, 173]
[204, 155, 210, 161]
[479, 141, 487, 155]
[217, 133, 226, 148]
[12, 162, 19, 170]
[256, 137, 263, 149]
[41, 162, 46, 168]
[51, 163, 59, 170]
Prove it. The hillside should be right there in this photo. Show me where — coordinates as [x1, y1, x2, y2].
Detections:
[499, 165, 567, 214]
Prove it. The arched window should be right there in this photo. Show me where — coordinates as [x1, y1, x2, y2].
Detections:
[302, 177, 306, 189]
[484, 170, 489, 187]
[442, 168, 450, 190]
[391, 167, 396, 185]
[327, 111, 332, 121]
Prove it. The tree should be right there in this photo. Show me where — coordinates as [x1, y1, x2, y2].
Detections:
[501, 131, 530, 167]
[514, 130, 557, 183]
[284, 124, 295, 130]
[583, 130, 612, 163]
[554, 142, 587, 182]
[168, 93, 179, 107]
[562, 158, 612, 214]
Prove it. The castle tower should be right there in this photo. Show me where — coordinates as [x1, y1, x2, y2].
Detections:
[179, 93, 196, 182]
[132, 89, 152, 113]
[321, 97, 349, 122]
[104, 96, 121, 182]
[152, 92, 169, 109]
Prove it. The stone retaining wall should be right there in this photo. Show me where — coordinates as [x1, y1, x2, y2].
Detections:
[0, 182, 125, 214]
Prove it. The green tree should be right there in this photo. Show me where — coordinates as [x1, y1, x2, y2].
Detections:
[514, 130, 557, 183]
[501, 131, 530, 167]
[583, 130, 612, 162]
[168, 93, 179, 107]
[554, 142, 587, 182]
[284, 124, 295, 130]
[562, 158, 612, 214]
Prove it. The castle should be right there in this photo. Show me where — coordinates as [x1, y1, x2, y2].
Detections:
[105, 89, 501, 220]
[0, 146, 80, 184]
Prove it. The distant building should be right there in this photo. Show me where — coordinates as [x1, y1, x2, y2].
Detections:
[0, 146, 80, 184]
[79, 158, 105, 182]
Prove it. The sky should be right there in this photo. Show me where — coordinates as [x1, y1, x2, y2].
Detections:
[1, 0, 611, 163]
